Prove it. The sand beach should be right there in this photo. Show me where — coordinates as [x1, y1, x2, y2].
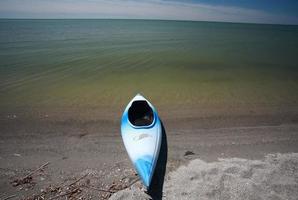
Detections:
[1, 106, 298, 199]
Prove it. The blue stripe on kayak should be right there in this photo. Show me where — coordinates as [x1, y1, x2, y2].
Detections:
[134, 155, 153, 187]
[121, 111, 129, 130]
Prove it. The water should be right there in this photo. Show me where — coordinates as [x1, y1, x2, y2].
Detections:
[1, 19, 298, 114]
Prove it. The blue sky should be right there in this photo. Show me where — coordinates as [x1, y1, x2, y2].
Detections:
[0, 0, 297, 24]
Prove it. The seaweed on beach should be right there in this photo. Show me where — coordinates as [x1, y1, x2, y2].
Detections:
[21, 174, 139, 200]
[11, 162, 50, 187]
[9, 163, 140, 200]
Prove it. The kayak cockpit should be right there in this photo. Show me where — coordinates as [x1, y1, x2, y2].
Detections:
[128, 100, 154, 126]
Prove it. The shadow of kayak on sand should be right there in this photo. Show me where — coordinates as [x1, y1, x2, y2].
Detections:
[147, 121, 168, 200]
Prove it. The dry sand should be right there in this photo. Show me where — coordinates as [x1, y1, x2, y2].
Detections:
[111, 153, 298, 200]
[0, 109, 298, 199]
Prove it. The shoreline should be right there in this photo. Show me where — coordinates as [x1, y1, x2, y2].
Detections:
[1, 102, 298, 120]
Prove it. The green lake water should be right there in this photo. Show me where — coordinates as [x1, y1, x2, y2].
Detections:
[1, 19, 298, 113]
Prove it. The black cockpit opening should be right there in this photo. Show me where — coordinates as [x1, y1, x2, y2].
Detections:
[128, 100, 154, 126]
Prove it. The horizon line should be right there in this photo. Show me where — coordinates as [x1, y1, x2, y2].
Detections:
[1, 18, 297, 26]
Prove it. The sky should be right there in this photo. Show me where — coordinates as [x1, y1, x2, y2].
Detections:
[0, 0, 298, 25]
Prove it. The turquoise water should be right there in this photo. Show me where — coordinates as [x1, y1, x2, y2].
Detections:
[0, 19, 298, 112]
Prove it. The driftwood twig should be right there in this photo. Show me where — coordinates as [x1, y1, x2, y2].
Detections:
[84, 177, 140, 194]
[48, 188, 80, 200]
[1, 194, 17, 200]
[11, 162, 50, 187]
[69, 173, 89, 186]
[83, 185, 117, 194]
[125, 177, 140, 188]
[24, 162, 50, 179]
[59, 173, 90, 188]
[47, 173, 89, 199]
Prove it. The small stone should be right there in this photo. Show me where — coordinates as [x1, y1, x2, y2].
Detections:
[184, 151, 195, 156]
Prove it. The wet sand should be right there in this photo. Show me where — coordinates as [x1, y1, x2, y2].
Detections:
[0, 108, 298, 199]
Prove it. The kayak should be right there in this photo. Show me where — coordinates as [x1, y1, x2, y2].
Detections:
[121, 94, 162, 188]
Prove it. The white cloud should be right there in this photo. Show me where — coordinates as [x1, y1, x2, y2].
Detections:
[0, 0, 297, 24]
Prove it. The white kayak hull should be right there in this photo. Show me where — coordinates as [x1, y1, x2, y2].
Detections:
[121, 94, 162, 188]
